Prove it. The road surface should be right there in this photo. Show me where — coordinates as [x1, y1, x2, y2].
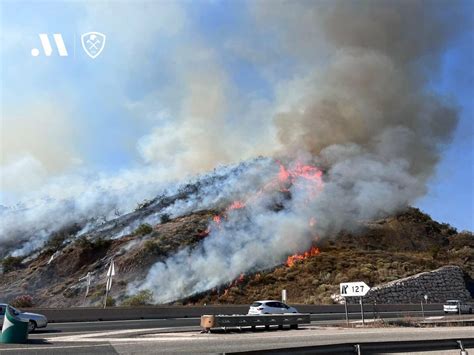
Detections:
[34, 309, 444, 334]
[0, 310, 473, 354]
[0, 325, 472, 354]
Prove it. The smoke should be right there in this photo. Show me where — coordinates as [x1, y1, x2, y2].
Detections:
[0, 157, 275, 257]
[133, 0, 465, 302]
[272, 9, 459, 179]
[0, 0, 466, 302]
[0, 166, 171, 257]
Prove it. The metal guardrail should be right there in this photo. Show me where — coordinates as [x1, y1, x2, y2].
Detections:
[200, 313, 311, 331]
[229, 338, 474, 354]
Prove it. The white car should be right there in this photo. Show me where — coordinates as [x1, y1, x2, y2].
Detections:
[0, 304, 48, 332]
[248, 300, 298, 315]
[443, 300, 472, 314]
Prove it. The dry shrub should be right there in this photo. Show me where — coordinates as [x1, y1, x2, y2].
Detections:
[10, 295, 34, 308]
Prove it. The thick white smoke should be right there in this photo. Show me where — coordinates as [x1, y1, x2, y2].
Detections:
[0, 167, 170, 257]
[0, 158, 275, 257]
[0, 0, 466, 303]
[132, 0, 465, 302]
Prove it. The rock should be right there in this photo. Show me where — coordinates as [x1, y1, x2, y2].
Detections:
[348, 265, 470, 304]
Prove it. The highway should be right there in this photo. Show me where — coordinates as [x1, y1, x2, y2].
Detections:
[34, 309, 445, 334]
[0, 324, 473, 354]
[0, 309, 472, 354]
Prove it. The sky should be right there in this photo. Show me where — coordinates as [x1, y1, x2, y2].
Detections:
[0, 0, 473, 231]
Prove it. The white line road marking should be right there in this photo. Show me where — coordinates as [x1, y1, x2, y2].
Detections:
[0, 343, 111, 351]
[37, 324, 474, 345]
[46, 337, 197, 342]
[48, 327, 474, 344]
[48, 327, 179, 340]
[51, 317, 200, 326]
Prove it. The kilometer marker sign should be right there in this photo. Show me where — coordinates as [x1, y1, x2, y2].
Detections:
[340, 281, 370, 297]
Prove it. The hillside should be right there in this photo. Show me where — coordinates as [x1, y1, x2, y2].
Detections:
[0, 207, 472, 307]
[187, 208, 474, 305]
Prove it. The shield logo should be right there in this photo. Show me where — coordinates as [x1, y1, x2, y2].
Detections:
[81, 32, 106, 59]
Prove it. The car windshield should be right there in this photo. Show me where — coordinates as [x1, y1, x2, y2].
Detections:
[9, 306, 20, 315]
[251, 302, 262, 307]
[446, 301, 459, 305]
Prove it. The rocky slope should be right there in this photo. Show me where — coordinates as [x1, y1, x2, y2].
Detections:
[359, 265, 471, 304]
[0, 207, 472, 307]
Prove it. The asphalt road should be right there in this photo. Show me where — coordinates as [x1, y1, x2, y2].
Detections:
[1, 310, 472, 354]
[32, 309, 447, 334]
[1, 325, 473, 354]
[36, 318, 200, 335]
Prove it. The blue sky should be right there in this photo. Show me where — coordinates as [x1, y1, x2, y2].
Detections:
[417, 26, 474, 231]
[1, 0, 473, 231]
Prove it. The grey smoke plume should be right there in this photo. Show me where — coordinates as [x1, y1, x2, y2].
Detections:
[134, 0, 464, 302]
[0, 0, 465, 303]
[0, 167, 169, 257]
[0, 158, 275, 258]
[273, 1, 459, 180]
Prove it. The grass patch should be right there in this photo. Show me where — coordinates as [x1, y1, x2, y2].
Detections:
[121, 290, 154, 306]
[134, 224, 153, 236]
[1, 256, 23, 273]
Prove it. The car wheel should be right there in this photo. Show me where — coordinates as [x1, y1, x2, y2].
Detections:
[28, 320, 36, 333]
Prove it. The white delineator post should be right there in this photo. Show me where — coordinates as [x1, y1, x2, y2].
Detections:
[104, 259, 115, 308]
[282, 289, 287, 303]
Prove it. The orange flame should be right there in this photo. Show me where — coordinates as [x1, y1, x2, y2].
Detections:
[286, 246, 320, 267]
[227, 200, 245, 210]
[221, 273, 246, 298]
[278, 164, 291, 183]
[210, 160, 324, 237]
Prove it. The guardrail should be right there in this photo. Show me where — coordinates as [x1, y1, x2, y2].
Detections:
[19, 303, 451, 323]
[200, 313, 311, 332]
[229, 338, 474, 354]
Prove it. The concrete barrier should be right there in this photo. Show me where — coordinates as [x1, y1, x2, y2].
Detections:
[18, 303, 451, 323]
